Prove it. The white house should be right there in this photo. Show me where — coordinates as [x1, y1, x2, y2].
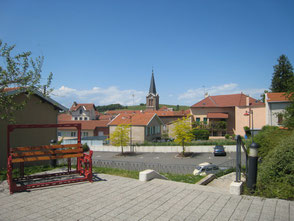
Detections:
[265, 92, 291, 126]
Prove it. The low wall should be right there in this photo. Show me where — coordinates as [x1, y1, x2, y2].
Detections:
[90, 145, 241, 153]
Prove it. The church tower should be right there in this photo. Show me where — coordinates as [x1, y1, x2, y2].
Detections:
[146, 69, 159, 110]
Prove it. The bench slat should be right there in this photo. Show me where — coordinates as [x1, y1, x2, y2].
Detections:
[11, 148, 83, 157]
[11, 144, 82, 151]
[11, 153, 84, 163]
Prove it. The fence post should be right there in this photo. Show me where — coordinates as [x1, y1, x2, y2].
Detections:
[50, 140, 57, 167]
[235, 136, 242, 182]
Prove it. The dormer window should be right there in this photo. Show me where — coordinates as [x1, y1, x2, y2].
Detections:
[75, 117, 78, 120]
[84, 117, 88, 120]
[79, 117, 82, 120]
[79, 109, 82, 114]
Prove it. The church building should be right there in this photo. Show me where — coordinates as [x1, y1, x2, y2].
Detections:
[146, 70, 159, 110]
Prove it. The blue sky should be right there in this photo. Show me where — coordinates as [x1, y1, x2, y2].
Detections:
[1, 0, 294, 107]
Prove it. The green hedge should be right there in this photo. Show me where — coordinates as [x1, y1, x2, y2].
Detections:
[255, 130, 294, 200]
[192, 129, 209, 140]
[253, 126, 291, 159]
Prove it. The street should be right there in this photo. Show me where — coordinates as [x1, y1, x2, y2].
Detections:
[92, 152, 247, 174]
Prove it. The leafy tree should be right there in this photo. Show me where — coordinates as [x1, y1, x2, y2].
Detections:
[0, 40, 53, 122]
[109, 124, 130, 154]
[171, 116, 194, 156]
[260, 90, 269, 102]
[283, 93, 294, 129]
[270, 54, 294, 93]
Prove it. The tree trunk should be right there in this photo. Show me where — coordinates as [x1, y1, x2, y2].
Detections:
[182, 139, 185, 156]
[121, 145, 124, 155]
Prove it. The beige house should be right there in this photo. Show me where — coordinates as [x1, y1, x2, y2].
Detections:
[190, 93, 266, 136]
[0, 88, 67, 168]
[108, 112, 164, 143]
[57, 102, 112, 141]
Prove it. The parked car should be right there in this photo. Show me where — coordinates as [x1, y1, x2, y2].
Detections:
[214, 145, 226, 156]
[193, 162, 220, 176]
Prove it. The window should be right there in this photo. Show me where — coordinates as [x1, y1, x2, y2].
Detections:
[58, 132, 61, 136]
[79, 117, 82, 120]
[278, 114, 283, 125]
[149, 99, 153, 106]
[203, 118, 207, 125]
[84, 117, 88, 120]
[196, 118, 200, 122]
[71, 132, 76, 137]
[83, 132, 88, 137]
[74, 117, 78, 120]
[79, 109, 82, 114]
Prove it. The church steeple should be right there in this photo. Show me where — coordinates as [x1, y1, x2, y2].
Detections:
[149, 69, 157, 95]
[146, 69, 159, 110]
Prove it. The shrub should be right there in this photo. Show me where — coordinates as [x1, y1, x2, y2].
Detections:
[253, 126, 290, 159]
[225, 134, 230, 139]
[192, 129, 209, 140]
[243, 126, 251, 137]
[82, 143, 90, 152]
[255, 131, 294, 200]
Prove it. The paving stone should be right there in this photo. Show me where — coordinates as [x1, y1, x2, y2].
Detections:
[0, 173, 293, 221]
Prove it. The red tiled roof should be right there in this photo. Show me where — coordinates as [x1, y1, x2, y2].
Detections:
[58, 113, 72, 121]
[159, 106, 169, 111]
[105, 110, 141, 115]
[267, 92, 290, 102]
[108, 113, 158, 126]
[58, 120, 110, 130]
[191, 93, 264, 108]
[70, 103, 96, 111]
[99, 114, 115, 120]
[207, 113, 229, 119]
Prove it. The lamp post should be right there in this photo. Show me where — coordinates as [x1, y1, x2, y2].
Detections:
[247, 142, 260, 190]
[129, 115, 133, 152]
[244, 103, 254, 142]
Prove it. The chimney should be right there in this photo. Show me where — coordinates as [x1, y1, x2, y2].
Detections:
[204, 92, 209, 98]
[73, 101, 77, 107]
[246, 96, 249, 106]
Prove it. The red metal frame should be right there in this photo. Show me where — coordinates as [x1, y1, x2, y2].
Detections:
[7, 123, 93, 194]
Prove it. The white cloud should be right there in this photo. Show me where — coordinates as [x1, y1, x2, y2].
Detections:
[178, 83, 266, 105]
[51, 86, 146, 108]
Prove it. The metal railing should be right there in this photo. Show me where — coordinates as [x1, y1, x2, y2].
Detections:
[236, 135, 248, 182]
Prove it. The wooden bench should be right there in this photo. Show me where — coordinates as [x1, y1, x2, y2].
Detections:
[7, 124, 93, 194]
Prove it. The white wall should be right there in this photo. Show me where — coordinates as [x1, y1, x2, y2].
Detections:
[89, 145, 241, 152]
[267, 102, 289, 126]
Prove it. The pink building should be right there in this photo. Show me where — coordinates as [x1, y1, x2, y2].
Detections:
[190, 93, 266, 136]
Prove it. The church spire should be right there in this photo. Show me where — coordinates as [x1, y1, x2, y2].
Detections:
[149, 68, 157, 95]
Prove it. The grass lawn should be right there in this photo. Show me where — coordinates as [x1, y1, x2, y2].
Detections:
[0, 165, 60, 181]
[1, 165, 204, 185]
[94, 167, 204, 184]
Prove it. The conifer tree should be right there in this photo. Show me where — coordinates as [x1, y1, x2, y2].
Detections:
[270, 55, 294, 92]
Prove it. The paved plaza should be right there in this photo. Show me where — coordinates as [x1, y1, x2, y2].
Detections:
[0, 173, 293, 221]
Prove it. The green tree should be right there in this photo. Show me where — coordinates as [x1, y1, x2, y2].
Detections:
[171, 116, 194, 156]
[109, 124, 130, 154]
[0, 40, 53, 122]
[270, 54, 294, 93]
[283, 93, 294, 129]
